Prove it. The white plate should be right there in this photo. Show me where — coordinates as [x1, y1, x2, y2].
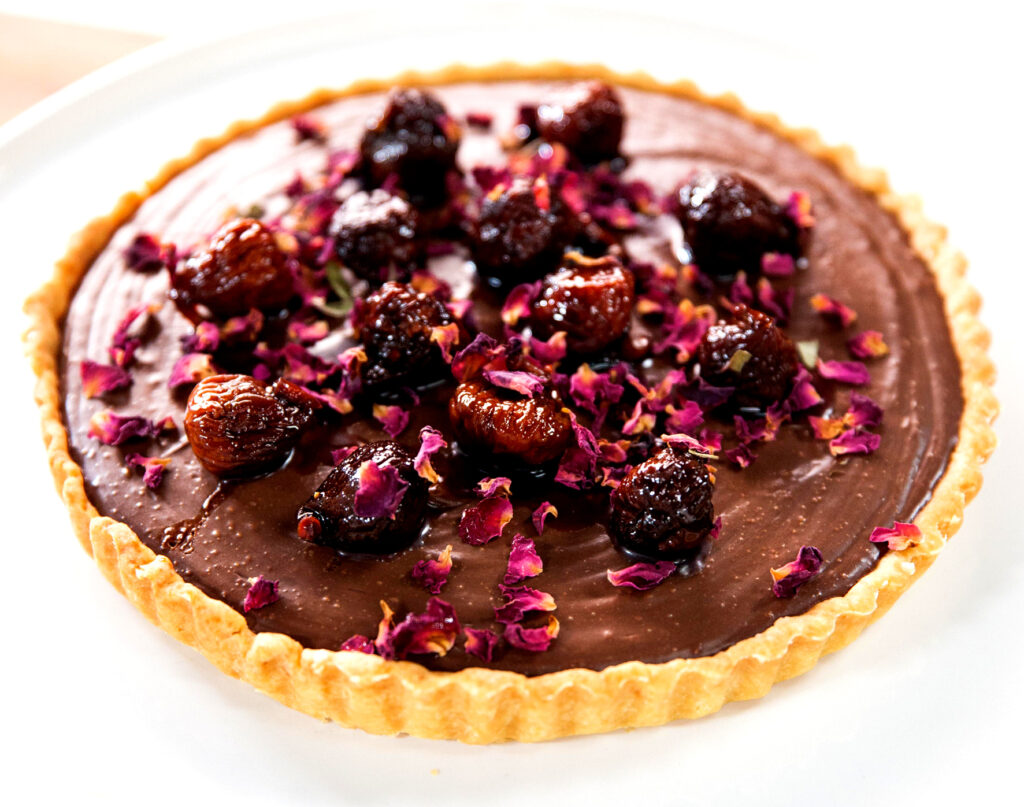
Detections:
[3, 6, 1020, 805]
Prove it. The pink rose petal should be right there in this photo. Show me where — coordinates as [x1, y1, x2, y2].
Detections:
[607, 560, 676, 591]
[458, 496, 513, 546]
[464, 627, 500, 662]
[494, 584, 556, 624]
[372, 404, 409, 438]
[869, 521, 922, 551]
[413, 426, 447, 484]
[476, 477, 513, 498]
[848, 330, 890, 359]
[770, 545, 823, 598]
[124, 453, 171, 489]
[374, 598, 461, 660]
[411, 544, 453, 594]
[243, 575, 280, 612]
[829, 428, 882, 456]
[80, 360, 132, 398]
[810, 293, 857, 328]
[353, 460, 409, 519]
[817, 358, 870, 386]
[168, 353, 217, 388]
[504, 615, 559, 652]
[504, 534, 543, 585]
[531, 502, 558, 535]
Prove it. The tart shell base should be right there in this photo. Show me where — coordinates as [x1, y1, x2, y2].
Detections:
[26, 62, 997, 743]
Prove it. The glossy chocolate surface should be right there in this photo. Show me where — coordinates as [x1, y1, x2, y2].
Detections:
[61, 82, 962, 675]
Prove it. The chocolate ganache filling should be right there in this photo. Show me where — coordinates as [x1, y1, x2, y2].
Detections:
[60, 81, 962, 675]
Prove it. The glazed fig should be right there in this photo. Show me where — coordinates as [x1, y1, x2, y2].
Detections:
[296, 440, 428, 553]
[531, 252, 635, 354]
[449, 379, 572, 465]
[610, 447, 715, 559]
[359, 88, 460, 205]
[354, 281, 458, 388]
[184, 374, 320, 476]
[675, 169, 799, 278]
[536, 81, 624, 163]
[472, 176, 577, 283]
[696, 303, 800, 408]
[328, 190, 419, 282]
[171, 218, 294, 319]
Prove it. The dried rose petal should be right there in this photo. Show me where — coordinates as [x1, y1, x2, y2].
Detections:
[869, 521, 922, 551]
[181, 320, 220, 353]
[339, 634, 376, 654]
[844, 393, 883, 428]
[339, 345, 368, 379]
[494, 584, 556, 624]
[786, 190, 815, 229]
[729, 272, 753, 306]
[372, 404, 409, 438]
[504, 534, 543, 585]
[108, 302, 160, 367]
[353, 460, 409, 519]
[599, 439, 630, 464]
[784, 367, 823, 412]
[482, 369, 544, 397]
[451, 333, 501, 382]
[724, 444, 756, 468]
[531, 502, 558, 535]
[80, 360, 132, 398]
[817, 359, 870, 386]
[291, 114, 327, 143]
[622, 400, 656, 435]
[464, 627, 500, 661]
[124, 453, 171, 489]
[458, 496, 513, 546]
[168, 353, 217, 388]
[287, 319, 329, 344]
[411, 544, 453, 594]
[413, 426, 447, 484]
[848, 330, 890, 359]
[809, 416, 845, 441]
[770, 545, 823, 598]
[430, 322, 461, 364]
[528, 331, 567, 364]
[761, 252, 796, 277]
[124, 233, 176, 273]
[555, 447, 596, 490]
[477, 477, 513, 498]
[569, 363, 624, 415]
[330, 445, 358, 464]
[501, 281, 541, 327]
[220, 309, 265, 343]
[504, 615, 559, 652]
[653, 299, 716, 363]
[607, 560, 676, 591]
[810, 293, 857, 327]
[88, 411, 167, 446]
[374, 597, 461, 660]
[306, 386, 353, 416]
[243, 575, 280, 612]
[829, 428, 882, 456]
[664, 401, 704, 435]
[661, 432, 719, 459]
[756, 277, 794, 323]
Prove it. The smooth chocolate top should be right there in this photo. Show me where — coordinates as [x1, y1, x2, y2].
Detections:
[61, 82, 962, 675]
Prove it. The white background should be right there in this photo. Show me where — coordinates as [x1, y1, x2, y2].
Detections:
[1, 2, 1021, 805]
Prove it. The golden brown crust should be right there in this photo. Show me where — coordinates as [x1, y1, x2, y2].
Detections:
[24, 62, 998, 743]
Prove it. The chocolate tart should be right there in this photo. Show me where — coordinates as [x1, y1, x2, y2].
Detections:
[26, 63, 997, 743]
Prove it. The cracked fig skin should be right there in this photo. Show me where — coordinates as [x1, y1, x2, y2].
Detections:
[25, 63, 996, 743]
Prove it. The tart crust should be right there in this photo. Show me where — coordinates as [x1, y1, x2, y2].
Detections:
[25, 62, 997, 743]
